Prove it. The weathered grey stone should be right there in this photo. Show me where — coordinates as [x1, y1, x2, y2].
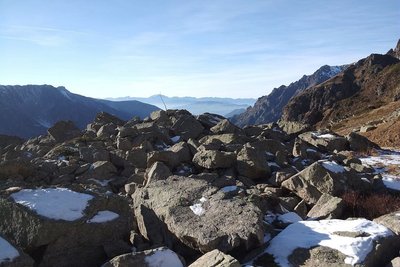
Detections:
[307, 193, 344, 219]
[94, 112, 125, 126]
[85, 161, 117, 180]
[47, 120, 81, 143]
[387, 257, 400, 267]
[97, 123, 117, 138]
[0, 188, 132, 267]
[102, 247, 184, 267]
[145, 161, 172, 185]
[346, 132, 380, 152]
[281, 161, 351, 204]
[132, 175, 264, 254]
[236, 145, 271, 179]
[150, 110, 168, 122]
[374, 211, 400, 235]
[199, 134, 249, 145]
[147, 151, 180, 169]
[171, 115, 204, 140]
[189, 249, 241, 267]
[210, 119, 243, 135]
[299, 131, 349, 152]
[116, 137, 132, 151]
[193, 150, 236, 169]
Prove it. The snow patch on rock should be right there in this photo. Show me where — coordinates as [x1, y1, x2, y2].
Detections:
[0, 237, 19, 263]
[144, 248, 184, 267]
[267, 219, 393, 266]
[87, 210, 119, 223]
[11, 188, 94, 221]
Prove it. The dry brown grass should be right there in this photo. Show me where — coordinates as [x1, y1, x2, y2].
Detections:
[330, 101, 400, 149]
[341, 190, 400, 219]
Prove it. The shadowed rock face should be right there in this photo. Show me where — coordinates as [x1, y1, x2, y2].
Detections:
[231, 65, 346, 127]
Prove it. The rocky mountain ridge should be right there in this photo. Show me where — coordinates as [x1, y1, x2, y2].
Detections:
[279, 52, 400, 139]
[0, 109, 399, 266]
[0, 85, 159, 138]
[231, 65, 347, 127]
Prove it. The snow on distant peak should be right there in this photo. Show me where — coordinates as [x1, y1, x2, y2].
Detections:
[11, 188, 94, 221]
[266, 219, 393, 267]
[0, 237, 19, 263]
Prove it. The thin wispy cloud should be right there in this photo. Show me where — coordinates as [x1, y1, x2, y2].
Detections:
[0, 0, 399, 98]
[0, 25, 87, 46]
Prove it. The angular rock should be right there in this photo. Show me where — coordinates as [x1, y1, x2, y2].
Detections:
[374, 211, 400, 235]
[307, 193, 344, 219]
[299, 131, 349, 152]
[196, 113, 225, 129]
[94, 112, 125, 126]
[346, 132, 380, 152]
[236, 145, 271, 179]
[189, 249, 241, 267]
[282, 161, 355, 204]
[97, 123, 117, 138]
[84, 161, 117, 180]
[132, 175, 264, 255]
[47, 120, 81, 143]
[171, 115, 204, 140]
[147, 151, 180, 169]
[193, 150, 236, 169]
[210, 119, 243, 135]
[0, 187, 132, 267]
[145, 161, 172, 185]
[103, 247, 184, 267]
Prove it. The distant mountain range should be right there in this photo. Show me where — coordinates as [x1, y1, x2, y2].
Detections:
[0, 85, 159, 138]
[231, 65, 347, 127]
[106, 95, 256, 117]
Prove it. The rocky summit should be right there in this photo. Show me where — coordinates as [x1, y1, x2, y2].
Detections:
[0, 109, 400, 267]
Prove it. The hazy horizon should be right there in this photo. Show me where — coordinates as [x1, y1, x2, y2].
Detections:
[1, 0, 399, 99]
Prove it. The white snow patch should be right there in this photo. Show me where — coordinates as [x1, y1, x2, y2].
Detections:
[87, 210, 119, 223]
[360, 151, 400, 167]
[0, 237, 19, 263]
[221, 185, 238, 193]
[312, 133, 338, 139]
[359, 150, 400, 190]
[199, 197, 207, 203]
[266, 219, 393, 266]
[321, 161, 346, 173]
[144, 248, 184, 267]
[170, 136, 180, 143]
[381, 174, 400, 191]
[190, 197, 207, 216]
[277, 212, 302, 224]
[11, 188, 93, 221]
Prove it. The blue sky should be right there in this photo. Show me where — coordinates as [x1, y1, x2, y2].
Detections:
[0, 0, 399, 98]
